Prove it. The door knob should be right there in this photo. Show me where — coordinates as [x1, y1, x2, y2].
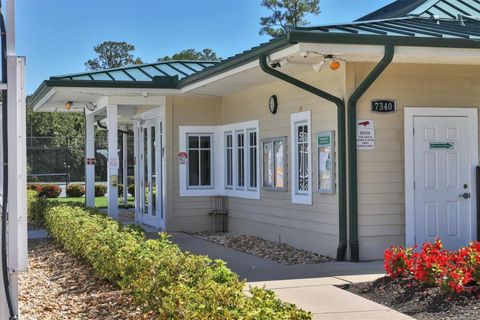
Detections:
[459, 192, 471, 199]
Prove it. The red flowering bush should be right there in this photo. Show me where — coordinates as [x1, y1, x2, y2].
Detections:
[27, 184, 42, 192]
[38, 184, 61, 198]
[385, 239, 480, 293]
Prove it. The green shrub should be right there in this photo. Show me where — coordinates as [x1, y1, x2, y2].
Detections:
[66, 184, 85, 197]
[127, 176, 135, 185]
[118, 184, 123, 196]
[27, 190, 51, 227]
[95, 184, 107, 197]
[44, 204, 311, 319]
[38, 185, 61, 198]
[128, 184, 135, 197]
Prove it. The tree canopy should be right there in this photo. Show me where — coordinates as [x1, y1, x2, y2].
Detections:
[85, 41, 143, 70]
[158, 48, 220, 62]
[259, 0, 320, 38]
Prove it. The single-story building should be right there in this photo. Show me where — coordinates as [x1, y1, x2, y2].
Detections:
[28, 0, 480, 261]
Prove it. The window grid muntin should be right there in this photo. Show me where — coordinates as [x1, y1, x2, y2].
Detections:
[248, 129, 258, 190]
[187, 133, 213, 189]
[295, 121, 309, 194]
[236, 130, 245, 189]
[225, 132, 233, 188]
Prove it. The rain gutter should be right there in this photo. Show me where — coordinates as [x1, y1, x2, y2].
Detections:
[348, 44, 395, 262]
[259, 55, 348, 262]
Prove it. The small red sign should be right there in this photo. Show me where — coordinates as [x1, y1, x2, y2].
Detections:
[86, 158, 95, 165]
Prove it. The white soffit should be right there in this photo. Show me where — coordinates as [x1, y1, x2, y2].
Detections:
[299, 43, 480, 65]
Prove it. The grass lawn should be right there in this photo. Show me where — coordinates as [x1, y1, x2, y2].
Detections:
[47, 196, 135, 208]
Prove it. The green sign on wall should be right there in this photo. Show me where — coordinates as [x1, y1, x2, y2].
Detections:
[429, 142, 454, 150]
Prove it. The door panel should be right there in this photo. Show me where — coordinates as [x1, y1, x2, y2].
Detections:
[413, 116, 470, 250]
[138, 119, 163, 229]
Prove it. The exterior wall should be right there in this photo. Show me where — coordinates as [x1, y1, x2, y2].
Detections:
[354, 63, 480, 260]
[220, 68, 345, 258]
[165, 96, 222, 231]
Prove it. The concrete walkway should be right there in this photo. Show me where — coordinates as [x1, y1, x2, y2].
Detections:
[166, 232, 413, 320]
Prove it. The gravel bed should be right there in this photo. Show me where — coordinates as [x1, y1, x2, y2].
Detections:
[340, 276, 480, 320]
[192, 232, 333, 265]
[19, 239, 156, 320]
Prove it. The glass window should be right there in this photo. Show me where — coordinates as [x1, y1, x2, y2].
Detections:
[225, 133, 233, 188]
[248, 130, 257, 189]
[262, 137, 287, 190]
[236, 131, 245, 188]
[187, 134, 212, 188]
[296, 122, 309, 194]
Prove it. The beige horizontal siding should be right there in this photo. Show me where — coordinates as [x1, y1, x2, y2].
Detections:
[220, 68, 344, 257]
[166, 96, 222, 231]
[355, 63, 480, 260]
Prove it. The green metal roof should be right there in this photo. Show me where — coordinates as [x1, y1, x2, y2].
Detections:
[358, 0, 480, 21]
[28, 1, 480, 110]
[297, 16, 480, 40]
[50, 60, 218, 82]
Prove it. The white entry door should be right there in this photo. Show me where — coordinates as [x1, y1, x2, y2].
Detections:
[138, 119, 164, 229]
[412, 114, 475, 250]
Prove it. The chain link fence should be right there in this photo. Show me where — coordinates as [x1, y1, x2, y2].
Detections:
[27, 133, 134, 185]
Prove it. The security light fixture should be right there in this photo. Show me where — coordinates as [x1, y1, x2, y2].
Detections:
[313, 55, 341, 72]
[86, 101, 97, 112]
[271, 58, 289, 68]
[313, 60, 326, 72]
[299, 51, 310, 58]
[64, 101, 73, 111]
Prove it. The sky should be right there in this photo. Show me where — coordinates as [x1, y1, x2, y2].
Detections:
[17, 0, 396, 94]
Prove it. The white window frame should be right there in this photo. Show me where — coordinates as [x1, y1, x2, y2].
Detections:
[225, 131, 233, 189]
[179, 126, 221, 197]
[291, 111, 312, 205]
[186, 133, 214, 189]
[179, 121, 259, 199]
[262, 136, 288, 191]
[223, 120, 260, 200]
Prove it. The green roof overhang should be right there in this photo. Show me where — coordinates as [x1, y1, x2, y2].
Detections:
[28, 28, 480, 110]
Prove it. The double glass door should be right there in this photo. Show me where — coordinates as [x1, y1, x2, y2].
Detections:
[139, 119, 163, 228]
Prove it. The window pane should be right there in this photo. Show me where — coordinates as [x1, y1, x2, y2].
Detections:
[274, 140, 284, 188]
[200, 136, 211, 148]
[200, 150, 211, 186]
[226, 133, 233, 187]
[296, 123, 309, 192]
[189, 136, 199, 149]
[143, 128, 149, 213]
[263, 142, 273, 188]
[188, 149, 199, 186]
[249, 131, 257, 189]
[237, 132, 245, 187]
[151, 126, 156, 216]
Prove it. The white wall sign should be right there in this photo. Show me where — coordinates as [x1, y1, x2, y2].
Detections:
[357, 120, 375, 150]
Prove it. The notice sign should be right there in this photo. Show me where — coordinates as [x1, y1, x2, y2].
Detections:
[357, 120, 375, 150]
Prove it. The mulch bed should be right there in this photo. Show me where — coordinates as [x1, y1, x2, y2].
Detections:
[19, 239, 156, 320]
[340, 276, 480, 320]
[192, 232, 333, 265]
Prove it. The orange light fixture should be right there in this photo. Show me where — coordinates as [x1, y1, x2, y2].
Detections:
[330, 60, 341, 71]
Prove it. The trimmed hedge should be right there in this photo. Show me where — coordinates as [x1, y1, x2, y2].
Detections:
[27, 190, 49, 227]
[43, 203, 311, 319]
[128, 184, 134, 197]
[95, 184, 107, 197]
[66, 184, 85, 197]
[38, 184, 61, 198]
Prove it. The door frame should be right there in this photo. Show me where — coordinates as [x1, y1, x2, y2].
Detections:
[133, 106, 166, 230]
[404, 107, 478, 247]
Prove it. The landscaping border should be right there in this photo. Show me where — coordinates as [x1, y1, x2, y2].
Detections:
[36, 198, 311, 319]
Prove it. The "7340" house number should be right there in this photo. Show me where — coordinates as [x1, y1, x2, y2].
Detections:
[371, 99, 396, 113]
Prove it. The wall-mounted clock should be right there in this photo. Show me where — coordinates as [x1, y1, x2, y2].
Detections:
[269, 95, 278, 114]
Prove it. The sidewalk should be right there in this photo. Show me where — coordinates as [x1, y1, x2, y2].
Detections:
[168, 232, 413, 320]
